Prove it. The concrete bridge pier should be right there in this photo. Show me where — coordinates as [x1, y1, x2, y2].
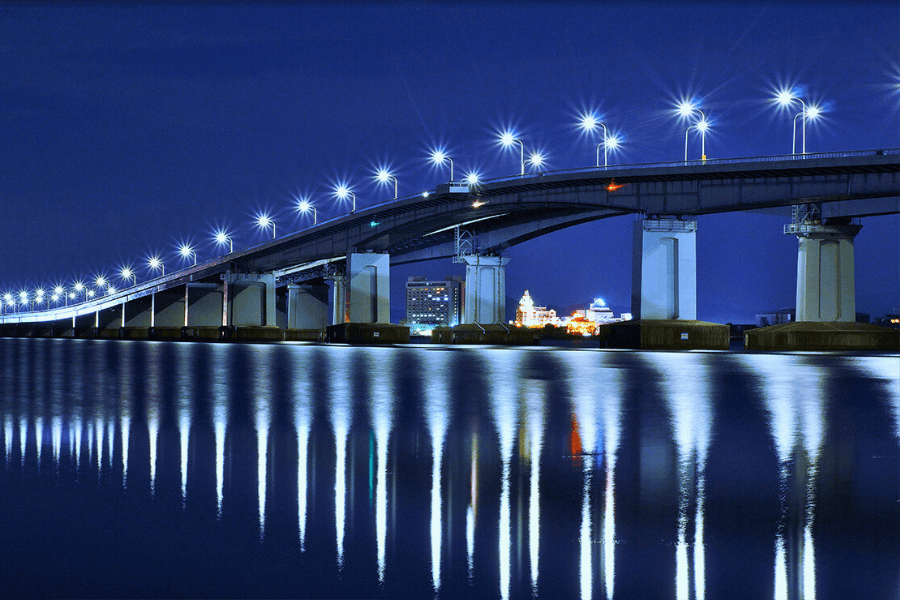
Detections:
[347, 252, 390, 323]
[186, 283, 224, 326]
[631, 217, 697, 320]
[224, 272, 276, 327]
[284, 283, 329, 329]
[463, 255, 510, 324]
[794, 220, 862, 322]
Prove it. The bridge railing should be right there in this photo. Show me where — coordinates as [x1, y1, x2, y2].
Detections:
[472, 147, 900, 188]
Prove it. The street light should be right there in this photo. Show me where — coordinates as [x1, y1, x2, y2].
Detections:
[775, 89, 820, 154]
[34, 288, 45, 309]
[214, 231, 233, 253]
[463, 172, 480, 186]
[54, 285, 66, 306]
[297, 198, 317, 225]
[375, 169, 398, 199]
[431, 150, 454, 182]
[677, 100, 708, 161]
[178, 243, 197, 266]
[148, 255, 165, 276]
[120, 266, 136, 287]
[18, 290, 28, 311]
[579, 114, 612, 167]
[335, 185, 356, 213]
[73, 281, 85, 302]
[256, 215, 276, 239]
[95, 275, 108, 289]
[499, 131, 525, 176]
[528, 151, 545, 171]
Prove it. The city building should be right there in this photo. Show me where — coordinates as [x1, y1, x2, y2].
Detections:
[514, 290, 559, 327]
[406, 277, 463, 335]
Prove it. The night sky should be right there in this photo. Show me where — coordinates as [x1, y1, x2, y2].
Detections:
[1, 2, 898, 324]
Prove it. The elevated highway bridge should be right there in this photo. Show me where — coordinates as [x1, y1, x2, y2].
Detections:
[3, 149, 899, 337]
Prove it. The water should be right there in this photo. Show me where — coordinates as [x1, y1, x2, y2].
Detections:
[0, 338, 898, 599]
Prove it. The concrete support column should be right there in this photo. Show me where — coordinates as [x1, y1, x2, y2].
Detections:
[224, 272, 277, 327]
[793, 222, 861, 322]
[347, 252, 390, 323]
[287, 283, 329, 329]
[186, 283, 224, 326]
[631, 218, 697, 320]
[330, 275, 347, 325]
[463, 255, 510, 324]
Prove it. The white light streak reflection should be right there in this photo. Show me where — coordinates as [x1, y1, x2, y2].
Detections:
[73, 416, 82, 470]
[51, 416, 62, 468]
[524, 379, 546, 595]
[34, 416, 43, 471]
[177, 346, 195, 507]
[87, 421, 94, 469]
[120, 414, 130, 489]
[735, 354, 826, 600]
[147, 349, 162, 497]
[421, 350, 449, 592]
[19, 416, 26, 468]
[106, 420, 114, 470]
[211, 346, 229, 519]
[119, 345, 133, 489]
[249, 348, 272, 541]
[4, 415, 12, 464]
[290, 348, 314, 551]
[329, 348, 353, 568]
[95, 417, 104, 476]
[566, 352, 625, 600]
[482, 348, 521, 600]
[643, 353, 712, 600]
[366, 348, 396, 582]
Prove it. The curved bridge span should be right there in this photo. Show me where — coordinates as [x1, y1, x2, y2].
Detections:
[3, 149, 900, 332]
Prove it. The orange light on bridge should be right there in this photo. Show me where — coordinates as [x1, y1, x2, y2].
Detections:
[472, 200, 486, 208]
[607, 181, 624, 192]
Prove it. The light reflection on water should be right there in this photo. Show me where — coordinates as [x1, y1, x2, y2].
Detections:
[0, 339, 898, 599]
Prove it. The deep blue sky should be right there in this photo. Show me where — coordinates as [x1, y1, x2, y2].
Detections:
[1, 2, 898, 323]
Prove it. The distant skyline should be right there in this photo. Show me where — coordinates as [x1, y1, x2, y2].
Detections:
[1, 2, 898, 324]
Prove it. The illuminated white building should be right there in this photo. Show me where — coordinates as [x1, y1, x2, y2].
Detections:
[514, 290, 559, 327]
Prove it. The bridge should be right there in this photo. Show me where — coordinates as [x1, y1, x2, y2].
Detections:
[2, 149, 899, 339]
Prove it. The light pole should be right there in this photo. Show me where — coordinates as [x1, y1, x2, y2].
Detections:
[431, 151, 454, 182]
[148, 256, 165, 276]
[775, 90, 821, 154]
[73, 281, 86, 302]
[684, 119, 710, 161]
[677, 100, 708, 161]
[34, 288, 45, 310]
[214, 231, 233, 253]
[376, 169, 398, 199]
[335, 185, 356, 213]
[120, 267, 137, 288]
[54, 286, 66, 306]
[297, 199, 317, 225]
[499, 131, 525, 176]
[579, 114, 611, 167]
[18, 291, 28, 312]
[179, 244, 197, 266]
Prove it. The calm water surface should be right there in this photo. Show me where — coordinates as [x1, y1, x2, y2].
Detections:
[0, 338, 898, 599]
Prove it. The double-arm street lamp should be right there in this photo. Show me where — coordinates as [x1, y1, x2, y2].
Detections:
[499, 131, 525, 175]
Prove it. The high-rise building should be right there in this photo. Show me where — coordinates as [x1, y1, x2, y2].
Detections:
[406, 277, 464, 334]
